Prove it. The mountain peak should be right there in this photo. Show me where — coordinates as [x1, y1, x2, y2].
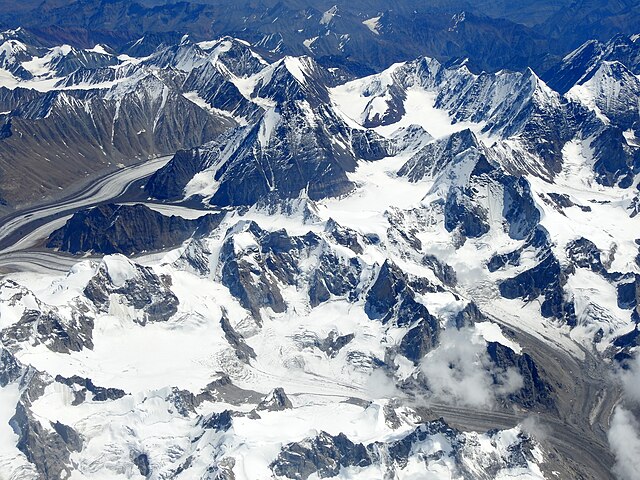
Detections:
[252, 55, 331, 107]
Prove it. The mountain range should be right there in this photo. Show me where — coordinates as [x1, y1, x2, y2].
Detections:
[0, 6, 638, 480]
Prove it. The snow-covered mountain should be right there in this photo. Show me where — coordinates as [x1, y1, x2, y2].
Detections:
[0, 35, 267, 208]
[0, 28, 639, 480]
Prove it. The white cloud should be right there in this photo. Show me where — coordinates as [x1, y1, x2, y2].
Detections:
[365, 368, 401, 399]
[420, 328, 522, 408]
[608, 352, 640, 479]
[618, 354, 640, 405]
[608, 407, 640, 480]
[519, 415, 549, 442]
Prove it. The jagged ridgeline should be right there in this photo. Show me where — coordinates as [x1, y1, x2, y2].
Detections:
[0, 22, 638, 480]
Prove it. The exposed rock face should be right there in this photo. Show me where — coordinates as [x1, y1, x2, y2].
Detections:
[572, 61, 640, 129]
[0, 78, 235, 207]
[170, 239, 212, 276]
[499, 250, 577, 326]
[497, 228, 577, 326]
[83, 255, 179, 324]
[399, 128, 484, 182]
[613, 326, 640, 365]
[216, 221, 366, 320]
[454, 302, 487, 329]
[399, 313, 442, 364]
[10, 401, 83, 480]
[365, 260, 411, 322]
[305, 222, 367, 308]
[363, 260, 441, 362]
[218, 227, 289, 320]
[487, 342, 555, 408]
[488, 226, 548, 272]
[144, 132, 238, 201]
[566, 237, 605, 273]
[502, 176, 540, 240]
[182, 61, 259, 120]
[325, 219, 365, 255]
[47, 203, 224, 255]
[1, 309, 94, 354]
[444, 187, 491, 238]
[195, 375, 264, 406]
[271, 418, 543, 479]
[591, 126, 640, 187]
[55, 375, 126, 403]
[616, 274, 640, 316]
[365, 260, 436, 328]
[422, 254, 457, 287]
[308, 253, 361, 307]
[316, 331, 355, 358]
[0, 347, 22, 387]
[220, 313, 256, 361]
[256, 388, 293, 412]
[132, 453, 150, 477]
[207, 102, 389, 206]
[384, 420, 458, 469]
[200, 410, 233, 432]
[271, 431, 372, 480]
[144, 147, 211, 201]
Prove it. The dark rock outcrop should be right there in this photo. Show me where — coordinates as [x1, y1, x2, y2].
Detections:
[616, 274, 640, 315]
[591, 126, 640, 188]
[422, 254, 457, 287]
[488, 226, 548, 272]
[84, 256, 179, 324]
[170, 239, 212, 276]
[454, 302, 487, 329]
[219, 231, 287, 321]
[365, 260, 438, 331]
[365, 260, 441, 361]
[144, 147, 210, 201]
[195, 375, 263, 406]
[10, 402, 83, 480]
[218, 222, 335, 319]
[270, 431, 372, 480]
[1, 309, 94, 354]
[399, 129, 485, 182]
[220, 313, 256, 361]
[399, 314, 441, 364]
[55, 375, 126, 403]
[309, 253, 361, 307]
[316, 332, 355, 358]
[444, 187, 491, 238]
[0, 347, 22, 387]
[200, 410, 233, 432]
[487, 342, 555, 409]
[144, 132, 239, 202]
[502, 176, 540, 240]
[497, 228, 576, 325]
[566, 237, 605, 273]
[256, 388, 293, 412]
[132, 453, 151, 477]
[499, 250, 577, 326]
[47, 203, 224, 255]
[613, 326, 640, 366]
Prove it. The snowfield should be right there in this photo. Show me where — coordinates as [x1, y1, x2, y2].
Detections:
[0, 29, 638, 480]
